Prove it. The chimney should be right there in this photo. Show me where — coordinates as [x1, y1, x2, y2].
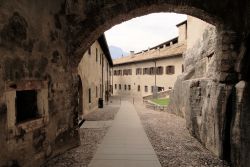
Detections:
[176, 20, 187, 44]
[130, 51, 135, 57]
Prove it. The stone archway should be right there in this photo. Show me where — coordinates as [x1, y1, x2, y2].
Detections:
[0, 1, 249, 167]
[63, 0, 247, 67]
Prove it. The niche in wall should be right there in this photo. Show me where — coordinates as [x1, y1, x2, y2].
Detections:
[5, 80, 49, 132]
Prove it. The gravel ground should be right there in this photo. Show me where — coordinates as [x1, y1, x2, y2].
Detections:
[42, 105, 119, 167]
[43, 128, 109, 167]
[136, 104, 229, 167]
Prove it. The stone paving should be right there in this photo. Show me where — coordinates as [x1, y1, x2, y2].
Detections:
[89, 101, 161, 167]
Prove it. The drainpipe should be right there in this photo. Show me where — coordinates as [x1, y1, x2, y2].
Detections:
[153, 47, 160, 99]
[107, 62, 109, 102]
[154, 60, 156, 87]
[102, 54, 104, 99]
[153, 60, 157, 99]
[112, 67, 113, 94]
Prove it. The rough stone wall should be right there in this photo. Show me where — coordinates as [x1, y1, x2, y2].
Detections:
[168, 19, 250, 166]
[168, 24, 224, 155]
[0, 1, 80, 166]
[230, 34, 250, 166]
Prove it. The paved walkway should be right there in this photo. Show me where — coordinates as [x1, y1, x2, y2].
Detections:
[89, 101, 161, 167]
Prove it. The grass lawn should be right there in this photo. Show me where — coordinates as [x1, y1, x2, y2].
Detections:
[151, 98, 170, 106]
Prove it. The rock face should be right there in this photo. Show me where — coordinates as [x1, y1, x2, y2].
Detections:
[168, 24, 250, 167]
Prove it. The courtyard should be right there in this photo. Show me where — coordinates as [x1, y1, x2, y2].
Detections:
[43, 97, 228, 167]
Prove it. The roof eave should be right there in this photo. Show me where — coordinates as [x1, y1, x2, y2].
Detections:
[98, 34, 113, 66]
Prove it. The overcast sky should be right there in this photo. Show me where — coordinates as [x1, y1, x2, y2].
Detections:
[105, 13, 187, 53]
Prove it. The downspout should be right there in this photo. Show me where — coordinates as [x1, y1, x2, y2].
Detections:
[154, 60, 156, 87]
[112, 67, 113, 94]
[107, 62, 109, 102]
[102, 54, 104, 99]
[153, 59, 157, 99]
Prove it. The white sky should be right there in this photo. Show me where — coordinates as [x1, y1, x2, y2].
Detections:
[105, 13, 187, 53]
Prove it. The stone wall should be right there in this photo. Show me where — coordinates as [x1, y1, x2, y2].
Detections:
[168, 17, 250, 166]
[0, 1, 80, 166]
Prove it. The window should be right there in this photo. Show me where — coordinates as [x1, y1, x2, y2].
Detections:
[115, 84, 117, 89]
[96, 86, 98, 97]
[119, 84, 121, 90]
[88, 47, 91, 55]
[100, 54, 102, 65]
[124, 85, 127, 90]
[89, 88, 91, 103]
[145, 86, 148, 92]
[136, 68, 142, 75]
[123, 69, 132, 76]
[16, 90, 40, 124]
[149, 67, 155, 75]
[166, 65, 175, 74]
[129, 69, 132, 75]
[115, 70, 122, 76]
[123, 69, 126, 76]
[143, 68, 149, 75]
[96, 48, 98, 62]
[156, 66, 163, 75]
[158, 87, 164, 92]
[119, 70, 122, 76]
[138, 85, 140, 92]
[182, 64, 184, 73]
[128, 85, 131, 90]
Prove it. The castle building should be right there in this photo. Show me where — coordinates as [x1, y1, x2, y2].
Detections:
[78, 34, 113, 117]
[112, 21, 187, 97]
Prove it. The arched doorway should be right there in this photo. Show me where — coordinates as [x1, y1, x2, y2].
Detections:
[0, 1, 248, 167]
[68, 7, 240, 165]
